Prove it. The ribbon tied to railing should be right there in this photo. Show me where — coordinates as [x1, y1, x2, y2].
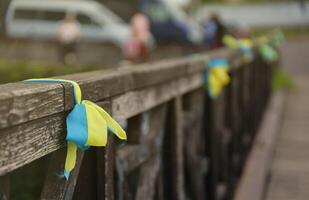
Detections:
[24, 78, 127, 180]
[204, 58, 230, 98]
[223, 35, 254, 63]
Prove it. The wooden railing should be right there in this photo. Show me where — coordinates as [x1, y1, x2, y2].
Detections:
[0, 45, 274, 200]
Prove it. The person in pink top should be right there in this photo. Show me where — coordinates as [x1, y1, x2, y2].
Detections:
[131, 12, 150, 46]
[123, 11, 152, 63]
[57, 13, 81, 64]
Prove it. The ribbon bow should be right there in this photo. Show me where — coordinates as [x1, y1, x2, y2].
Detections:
[24, 78, 127, 179]
[204, 58, 230, 98]
[258, 37, 278, 62]
[223, 35, 254, 63]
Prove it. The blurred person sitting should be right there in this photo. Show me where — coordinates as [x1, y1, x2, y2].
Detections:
[202, 13, 226, 49]
[57, 13, 81, 64]
[123, 10, 152, 63]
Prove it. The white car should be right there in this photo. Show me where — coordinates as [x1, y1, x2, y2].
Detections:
[5, 0, 132, 47]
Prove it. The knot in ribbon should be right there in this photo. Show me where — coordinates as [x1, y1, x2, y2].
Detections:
[24, 79, 127, 179]
[223, 35, 254, 63]
[204, 58, 230, 98]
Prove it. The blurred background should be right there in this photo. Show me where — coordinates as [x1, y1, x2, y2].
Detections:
[0, 0, 308, 85]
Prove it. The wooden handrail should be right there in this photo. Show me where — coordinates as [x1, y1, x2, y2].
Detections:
[0, 48, 243, 175]
[0, 41, 274, 200]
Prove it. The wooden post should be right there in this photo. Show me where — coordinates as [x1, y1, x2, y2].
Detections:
[163, 97, 185, 200]
[116, 104, 167, 199]
[182, 89, 207, 200]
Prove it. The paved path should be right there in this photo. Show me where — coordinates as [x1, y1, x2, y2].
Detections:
[265, 39, 309, 200]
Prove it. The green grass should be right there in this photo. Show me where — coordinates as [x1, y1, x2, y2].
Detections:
[272, 68, 294, 91]
[0, 60, 102, 84]
[253, 27, 309, 40]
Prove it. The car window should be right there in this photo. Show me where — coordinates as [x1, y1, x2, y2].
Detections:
[76, 14, 100, 27]
[14, 9, 65, 22]
[41, 10, 65, 21]
[14, 9, 39, 20]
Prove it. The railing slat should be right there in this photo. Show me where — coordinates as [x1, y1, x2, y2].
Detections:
[135, 154, 161, 200]
[100, 136, 115, 200]
[164, 97, 185, 200]
[183, 89, 208, 200]
[116, 104, 167, 199]
[40, 148, 84, 200]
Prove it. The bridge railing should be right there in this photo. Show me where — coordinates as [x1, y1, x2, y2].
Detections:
[0, 45, 274, 199]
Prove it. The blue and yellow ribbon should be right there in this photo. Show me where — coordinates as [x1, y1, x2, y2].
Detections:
[24, 78, 127, 179]
[223, 35, 254, 63]
[205, 58, 230, 98]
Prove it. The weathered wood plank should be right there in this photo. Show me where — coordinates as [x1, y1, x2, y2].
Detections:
[72, 148, 97, 200]
[183, 89, 208, 200]
[40, 148, 84, 200]
[111, 73, 202, 121]
[0, 69, 133, 129]
[0, 77, 192, 175]
[212, 89, 229, 200]
[116, 105, 167, 173]
[164, 97, 185, 200]
[0, 101, 109, 176]
[101, 136, 115, 200]
[135, 154, 161, 200]
[173, 97, 185, 200]
[116, 104, 167, 199]
[0, 83, 65, 129]
[234, 91, 287, 200]
[0, 113, 66, 176]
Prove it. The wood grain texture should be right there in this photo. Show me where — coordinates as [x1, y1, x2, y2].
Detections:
[234, 91, 287, 200]
[135, 154, 161, 200]
[116, 104, 167, 200]
[0, 113, 66, 175]
[0, 69, 133, 129]
[111, 73, 203, 121]
[183, 89, 208, 200]
[170, 97, 185, 200]
[0, 82, 65, 129]
[40, 148, 84, 200]
[116, 104, 167, 173]
[0, 74, 198, 175]
[102, 136, 115, 200]
[0, 102, 109, 175]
